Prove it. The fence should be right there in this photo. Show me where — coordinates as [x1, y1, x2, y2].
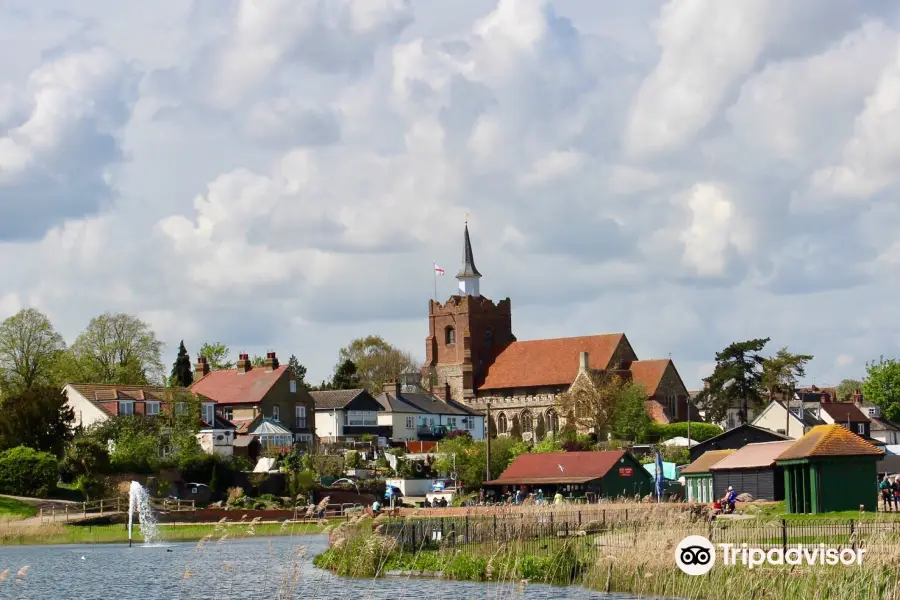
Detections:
[380, 513, 900, 559]
[39, 496, 197, 523]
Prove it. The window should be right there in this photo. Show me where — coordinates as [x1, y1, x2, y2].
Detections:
[406, 416, 414, 429]
[546, 410, 558, 433]
[445, 326, 455, 345]
[146, 402, 160, 416]
[485, 328, 493, 348]
[118, 401, 134, 415]
[346, 410, 377, 426]
[294, 433, 313, 444]
[868, 407, 878, 417]
[447, 417, 457, 429]
[202, 403, 215, 425]
[290, 380, 297, 393]
[273, 405, 280, 422]
[224, 408, 233, 421]
[857, 423, 866, 435]
[521, 411, 533, 433]
[296, 406, 307, 429]
[176, 402, 187, 415]
[497, 413, 508, 433]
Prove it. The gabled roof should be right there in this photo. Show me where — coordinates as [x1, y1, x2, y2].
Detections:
[776, 424, 884, 461]
[870, 416, 900, 433]
[310, 389, 368, 410]
[479, 334, 626, 390]
[65, 383, 209, 417]
[710, 441, 796, 470]
[681, 449, 736, 475]
[485, 451, 629, 485]
[201, 413, 236, 431]
[376, 391, 478, 416]
[819, 402, 869, 424]
[190, 365, 289, 405]
[693, 424, 791, 454]
[627, 359, 671, 396]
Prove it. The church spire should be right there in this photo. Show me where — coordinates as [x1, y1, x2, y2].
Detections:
[456, 219, 481, 296]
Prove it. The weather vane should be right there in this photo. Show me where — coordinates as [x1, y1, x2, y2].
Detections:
[464, 211, 469, 224]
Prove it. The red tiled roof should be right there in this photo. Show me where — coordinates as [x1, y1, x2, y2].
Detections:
[66, 383, 206, 417]
[191, 365, 288, 405]
[479, 334, 625, 390]
[776, 424, 884, 460]
[819, 402, 869, 424]
[485, 451, 626, 484]
[628, 359, 670, 396]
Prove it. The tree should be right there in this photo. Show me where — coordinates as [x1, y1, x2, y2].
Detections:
[68, 313, 165, 385]
[198, 342, 234, 370]
[0, 308, 66, 395]
[762, 347, 813, 435]
[611, 382, 652, 441]
[0, 446, 59, 497]
[836, 378, 863, 402]
[862, 357, 900, 421]
[555, 370, 626, 437]
[0, 386, 75, 457]
[251, 355, 266, 367]
[169, 340, 193, 387]
[337, 335, 416, 395]
[331, 359, 361, 390]
[695, 338, 769, 425]
[287, 355, 308, 389]
[63, 437, 110, 478]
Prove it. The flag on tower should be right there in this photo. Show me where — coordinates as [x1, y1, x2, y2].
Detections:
[434, 263, 445, 275]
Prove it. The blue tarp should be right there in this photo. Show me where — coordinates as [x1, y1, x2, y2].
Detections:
[643, 461, 678, 481]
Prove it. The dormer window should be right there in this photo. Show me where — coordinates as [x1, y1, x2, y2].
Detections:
[118, 401, 134, 415]
[146, 401, 160, 416]
[445, 326, 456, 345]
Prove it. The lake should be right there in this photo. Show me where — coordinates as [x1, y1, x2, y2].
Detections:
[0, 534, 644, 599]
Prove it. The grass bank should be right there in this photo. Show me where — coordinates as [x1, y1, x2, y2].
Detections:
[315, 512, 900, 600]
[0, 498, 37, 519]
[0, 520, 331, 546]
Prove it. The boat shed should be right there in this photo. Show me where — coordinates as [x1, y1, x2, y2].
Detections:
[483, 451, 653, 501]
[689, 424, 791, 461]
[681, 449, 736, 503]
[776, 424, 884, 513]
[709, 440, 795, 501]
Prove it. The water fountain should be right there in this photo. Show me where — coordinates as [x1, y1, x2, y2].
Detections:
[127, 481, 159, 546]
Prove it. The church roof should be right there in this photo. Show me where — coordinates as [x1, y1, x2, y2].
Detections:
[478, 334, 625, 390]
[626, 359, 671, 396]
[456, 224, 481, 278]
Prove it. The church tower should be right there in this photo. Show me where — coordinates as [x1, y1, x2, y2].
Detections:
[425, 223, 514, 404]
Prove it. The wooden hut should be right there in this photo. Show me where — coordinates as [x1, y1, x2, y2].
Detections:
[709, 440, 795, 501]
[689, 424, 791, 461]
[776, 424, 884, 513]
[681, 450, 735, 503]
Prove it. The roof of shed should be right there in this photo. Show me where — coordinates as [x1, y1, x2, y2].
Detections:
[710, 441, 796, 470]
[776, 424, 884, 461]
[681, 450, 737, 475]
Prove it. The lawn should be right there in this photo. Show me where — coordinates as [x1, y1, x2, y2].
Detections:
[0, 497, 37, 519]
[746, 501, 900, 521]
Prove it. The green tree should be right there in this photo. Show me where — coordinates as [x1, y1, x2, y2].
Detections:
[169, 340, 193, 387]
[251, 355, 266, 367]
[0, 386, 75, 457]
[331, 359, 361, 390]
[611, 382, 652, 441]
[432, 435, 526, 490]
[836, 378, 863, 402]
[862, 357, 900, 421]
[0, 308, 66, 395]
[695, 338, 769, 425]
[198, 342, 234, 370]
[337, 335, 416, 395]
[762, 347, 814, 434]
[0, 446, 59, 497]
[63, 436, 110, 478]
[67, 313, 165, 385]
[287, 355, 308, 389]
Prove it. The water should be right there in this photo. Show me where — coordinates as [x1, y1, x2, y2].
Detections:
[0, 535, 645, 599]
[128, 481, 159, 544]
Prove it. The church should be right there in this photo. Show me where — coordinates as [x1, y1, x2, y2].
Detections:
[425, 224, 697, 440]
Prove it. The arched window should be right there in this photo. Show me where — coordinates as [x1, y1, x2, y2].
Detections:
[484, 328, 493, 349]
[521, 410, 533, 433]
[445, 326, 456, 345]
[546, 409, 559, 434]
[497, 413, 508, 433]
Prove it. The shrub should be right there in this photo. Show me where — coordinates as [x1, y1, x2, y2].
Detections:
[74, 474, 108, 501]
[344, 450, 362, 469]
[648, 422, 722, 443]
[0, 446, 59, 498]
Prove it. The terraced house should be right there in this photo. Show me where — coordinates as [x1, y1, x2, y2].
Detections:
[424, 224, 698, 440]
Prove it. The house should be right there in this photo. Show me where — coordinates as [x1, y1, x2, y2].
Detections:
[777, 424, 884, 513]
[483, 450, 653, 500]
[424, 224, 699, 438]
[708, 440, 796, 502]
[190, 352, 315, 445]
[751, 401, 827, 440]
[63, 383, 236, 456]
[853, 400, 900, 444]
[374, 381, 485, 442]
[689, 424, 791, 462]
[681, 450, 736, 503]
[310, 389, 391, 442]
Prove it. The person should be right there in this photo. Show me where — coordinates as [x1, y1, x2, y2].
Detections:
[514, 488, 523, 504]
[536, 489, 544, 504]
[554, 491, 563, 505]
[479, 489, 485, 505]
[723, 486, 737, 513]
[372, 499, 381, 513]
[892, 477, 900, 509]
[423, 498, 431, 508]
[880, 476, 893, 511]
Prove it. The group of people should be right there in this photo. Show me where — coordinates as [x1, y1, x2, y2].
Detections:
[879, 475, 900, 510]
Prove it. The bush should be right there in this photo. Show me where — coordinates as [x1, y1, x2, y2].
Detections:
[344, 450, 362, 469]
[0, 446, 59, 498]
[648, 422, 722, 443]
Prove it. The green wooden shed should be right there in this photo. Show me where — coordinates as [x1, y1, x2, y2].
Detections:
[681, 449, 735, 503]
[775, 424, 884, 514]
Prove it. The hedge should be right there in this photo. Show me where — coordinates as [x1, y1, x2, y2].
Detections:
[0, 446, 59, 498]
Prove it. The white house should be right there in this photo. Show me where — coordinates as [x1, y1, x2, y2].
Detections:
[310, 389, 390, 442]
[855, 402, 900, 444]
[375, 381, 485, 441]
[752, 400, 825, 439]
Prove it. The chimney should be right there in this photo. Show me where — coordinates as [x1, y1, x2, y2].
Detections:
[382, 381, 402, 398]
[579, 351, 589, 373]
[236, 353, 250, 374]
[852, 389, 863, 405]
[264, 351, 278, 372]
[195, 355, 210, 378]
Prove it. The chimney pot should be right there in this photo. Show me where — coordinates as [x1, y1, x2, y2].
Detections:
[195, 355, 210, 377]
[579, 351, 589, 373]
[237, 353, 251, 374]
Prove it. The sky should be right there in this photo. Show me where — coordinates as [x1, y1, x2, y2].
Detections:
[2, 0, 900, 389]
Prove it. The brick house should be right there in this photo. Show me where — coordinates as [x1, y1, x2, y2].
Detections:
[190, 352, 315, 445]
[424, 224, 698, 439]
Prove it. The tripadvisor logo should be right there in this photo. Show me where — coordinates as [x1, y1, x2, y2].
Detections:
[675, 535, 866, 575]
